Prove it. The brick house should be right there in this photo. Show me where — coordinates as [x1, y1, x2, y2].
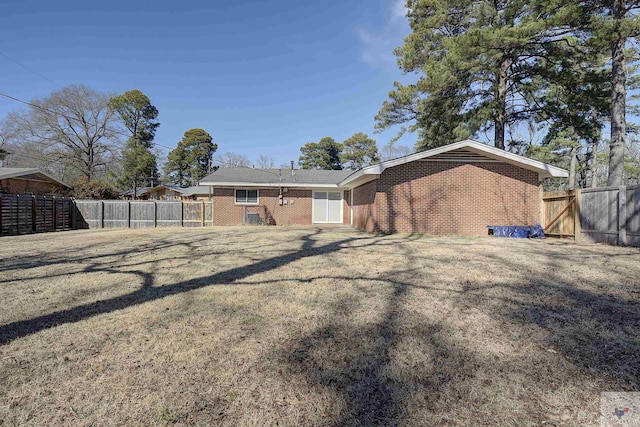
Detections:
[122, 185, 212, 200]
[0, 168, 72, 196]
[200, 140, 568, 235]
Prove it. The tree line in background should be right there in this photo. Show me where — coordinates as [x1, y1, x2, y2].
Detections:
[0, 85, 414, 198]
[376, 0, 640, 188]
[297, 133, 411, 170]
[3, 0, 640, 198]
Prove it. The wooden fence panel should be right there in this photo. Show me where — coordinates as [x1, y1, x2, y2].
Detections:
[1, 194, 19, 235]
[72, 200, 214, 229]
[541, 191, 575, 237]
[183, 202, 204, 227]
[17, 196, 33, 235]
[34, 196, 55, 232]
[103, 201, 129, 228]
[55, 198, 72, 230]
[625, 185, 640, 247]
[156, 202, 182, 227]
[0, 194, 73, 236]
[205, 202, 213, 225]
[580, 187, 620, 245]
[130, 202, 155, 228]
[74, 200, 102, 229]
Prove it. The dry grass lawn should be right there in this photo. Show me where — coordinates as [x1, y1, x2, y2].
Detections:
[0, 226, 638, 426]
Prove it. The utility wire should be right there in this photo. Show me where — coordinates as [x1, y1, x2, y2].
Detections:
[0, 51, 63, 89]
[0, 91, 274, 171]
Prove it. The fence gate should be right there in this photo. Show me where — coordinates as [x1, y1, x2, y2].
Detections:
[541, 190, 578, 238]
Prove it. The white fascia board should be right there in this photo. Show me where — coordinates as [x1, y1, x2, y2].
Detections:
[340, 139, 568, 185]
[339, 172, 378, 189]
[198, 181, 344, 189]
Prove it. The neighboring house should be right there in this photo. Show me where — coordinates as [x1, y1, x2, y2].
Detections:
[120, 187, 154, 200]
[122, 184, 213, 201]
[144, 184, 185, 201]
[200, 140, 568, 235]
[180, 186, 212, 200]
[0, 167, 72, 195]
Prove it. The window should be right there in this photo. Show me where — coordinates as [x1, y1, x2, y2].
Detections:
[235, 189, 258, 204]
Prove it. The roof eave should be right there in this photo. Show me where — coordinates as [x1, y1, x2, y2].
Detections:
[340, 139, 569, 185]
[198, 181, 344, 188]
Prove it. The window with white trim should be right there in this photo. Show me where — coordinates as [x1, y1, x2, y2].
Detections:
[235, 189, 258, 204]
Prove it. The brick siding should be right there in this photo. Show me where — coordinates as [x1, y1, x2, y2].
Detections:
[343, 190, 351, 225]
[352, 161, 540, 235]
[213, 187, 352, 226]
[213, 188, 313, 226]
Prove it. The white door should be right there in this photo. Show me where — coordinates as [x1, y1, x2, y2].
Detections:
[313, 191, 342, 223]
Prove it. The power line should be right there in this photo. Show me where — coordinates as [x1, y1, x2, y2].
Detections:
[0, 91, 268, 170]
[0, 51, 63, 89]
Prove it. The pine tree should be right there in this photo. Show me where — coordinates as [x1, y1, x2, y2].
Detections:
[164, 129, 217, 187]
[376, 0, 559, 151]
[299, 137, 343, 170]
[109, 90, 160, 197]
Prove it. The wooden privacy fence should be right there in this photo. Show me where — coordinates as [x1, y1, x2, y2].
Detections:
[0, 194, 74, 236]
[74, 200, 213, 229]
[542, 184, 640, 247]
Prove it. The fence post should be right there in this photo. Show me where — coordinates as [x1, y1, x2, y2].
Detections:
[201, 200, 205, 227]
[619, 185, 627, 246]
[539, 185, 544, 227]
[180, 201, 184, 227]
[154, 201, 158, 228]
[100, 200, 104, 229]
[574, 189, 581, 242]
[127, 201, 131, 228]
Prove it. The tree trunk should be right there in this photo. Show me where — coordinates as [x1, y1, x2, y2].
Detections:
[590, 141, 599, 188]
[608, 1, 626, 186]
[568, 145, 577, 190]
[494, 58, 510, 150]
[132, 177, 137, 201]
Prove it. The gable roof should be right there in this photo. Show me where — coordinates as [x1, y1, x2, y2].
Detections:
[0, 167, 72, 189]
[340, 139, 569, 187]
[199, 167, 354, 188]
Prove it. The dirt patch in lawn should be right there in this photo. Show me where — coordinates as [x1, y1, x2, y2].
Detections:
[0, 226, 638, 426]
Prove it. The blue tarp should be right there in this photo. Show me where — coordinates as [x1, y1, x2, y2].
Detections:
[487, 225, 545, 239]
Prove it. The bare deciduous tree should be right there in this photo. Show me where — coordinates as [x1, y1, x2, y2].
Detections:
[256, 154, 275, 169]
[0, 85, 121, 182]
[214, 152, 251, 168]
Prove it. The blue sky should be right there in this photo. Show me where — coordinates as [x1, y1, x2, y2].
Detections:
[0, 0, 415, 167]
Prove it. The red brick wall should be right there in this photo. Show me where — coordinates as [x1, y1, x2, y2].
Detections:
[343, 190, 351, 225]
[0, 178, 68, 196]
[352, 161, 540, 235]
[213, 188, 313, 226]
[352, 180, 377, 231]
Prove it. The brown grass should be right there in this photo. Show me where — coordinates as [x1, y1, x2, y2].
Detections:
[0, 226, 638, 426]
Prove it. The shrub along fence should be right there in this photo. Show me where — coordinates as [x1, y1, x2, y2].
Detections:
[74, 200, 213, 229]
[0, 194, 74, 236]
[542, 184, 640, 247]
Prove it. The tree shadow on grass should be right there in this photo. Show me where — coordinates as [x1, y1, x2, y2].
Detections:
[276, 242, 481, 426]
[0, 229, 377, 345]
[457, 247, 640, 390]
